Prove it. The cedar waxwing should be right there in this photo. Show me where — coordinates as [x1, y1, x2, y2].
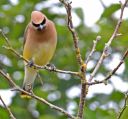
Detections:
[21, 11, 57, 98]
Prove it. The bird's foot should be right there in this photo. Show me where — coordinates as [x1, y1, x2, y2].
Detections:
[46, 63, 56, 71]
[27, 60, 34, 67]
[21, 84, 33, 98]
[26, 60, 36, 69]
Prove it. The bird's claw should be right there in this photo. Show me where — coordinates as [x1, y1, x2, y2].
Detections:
[27, 60, 34, 68]
[46, 63, 56, 71]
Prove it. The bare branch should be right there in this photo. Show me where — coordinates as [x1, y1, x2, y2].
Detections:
[0, 29, 11, 47]
[59, 1, 87, 119]
[0, 69, 76, 119]
[89, 0, 128, 82]
[89, 48, 108, 82]
[99, 0, 106, 8]
[0, 70, 17, 88]
[86, 36, 101, 64]
[0, 96, 16, 119]
[43, 65, 80, 76]
[59, 0, 84, 66]
[87, 48, 128, 85]
[77, 83, 87, 119]
[107, 0, 128, 46]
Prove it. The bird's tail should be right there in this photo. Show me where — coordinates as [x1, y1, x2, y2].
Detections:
[21, 66, 37, 98]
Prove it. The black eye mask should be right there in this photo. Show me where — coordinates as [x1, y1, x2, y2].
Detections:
[32, 18, 46, 27]
[40, 18, 46, 25]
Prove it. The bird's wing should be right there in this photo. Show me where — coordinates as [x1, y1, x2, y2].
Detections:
[23, 24, 29, 47]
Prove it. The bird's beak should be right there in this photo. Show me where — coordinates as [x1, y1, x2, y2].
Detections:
[37, 24, 46, 31]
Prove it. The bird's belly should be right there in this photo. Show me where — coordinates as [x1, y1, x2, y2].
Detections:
[23, 38, 56, 66]
[32, 43, 55, 66]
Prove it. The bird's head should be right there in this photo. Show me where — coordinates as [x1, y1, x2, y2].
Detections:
[31, 11, 46, 31]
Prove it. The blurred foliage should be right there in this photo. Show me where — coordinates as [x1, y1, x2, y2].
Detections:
[0, 0, 128, 119]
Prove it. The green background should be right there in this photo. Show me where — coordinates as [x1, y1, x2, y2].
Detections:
[0, 0, 128, 119]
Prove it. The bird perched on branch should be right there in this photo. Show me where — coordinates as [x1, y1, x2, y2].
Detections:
[21, 11, 57, 98]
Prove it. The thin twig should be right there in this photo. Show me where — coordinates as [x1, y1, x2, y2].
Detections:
[37, 73, 44, 87]
[0, 70, 17, 88]
[31, 93, 75, 119]
[0, 96, 16, 119]
[99, 0, 106, 8]
[107, 0, 128, 46]
[43, 65, 79, 76]
[87, 49, 128, 85]
[3, 45, 28, 63]
[86, 36, 101, 64]
[0, 29, 11, 47]
[117, 92, 128, 119]
[0, 69, 76, 119]
[89, 0, 128, 82]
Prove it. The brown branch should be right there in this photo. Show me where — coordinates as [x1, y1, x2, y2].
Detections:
[89, 0, 128, 82]
[87, 48, 128, 85]
[0, 96, 16, 119]
[76, 82, 86, 119]
[0, 69, 76, 119]
[0, 70, 17, 88]
[43, 65, 79, 76]
[59, 1, 87, 119]
[30, 93, 75, 119]
[59, 0, 84, 66]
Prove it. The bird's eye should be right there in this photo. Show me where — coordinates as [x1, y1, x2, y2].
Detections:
[41, 18, 46, 25]
[32, 22, 40, 27]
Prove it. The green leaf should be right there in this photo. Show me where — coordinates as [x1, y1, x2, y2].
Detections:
[39, 115, 56, 119]
[75, 8, 84, 22]
[101, 4, 121, 18]
[119, 97, 128, 119]
[119, 107, 128, 119]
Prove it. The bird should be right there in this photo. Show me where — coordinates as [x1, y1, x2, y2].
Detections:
[21, 11, 57, 98]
